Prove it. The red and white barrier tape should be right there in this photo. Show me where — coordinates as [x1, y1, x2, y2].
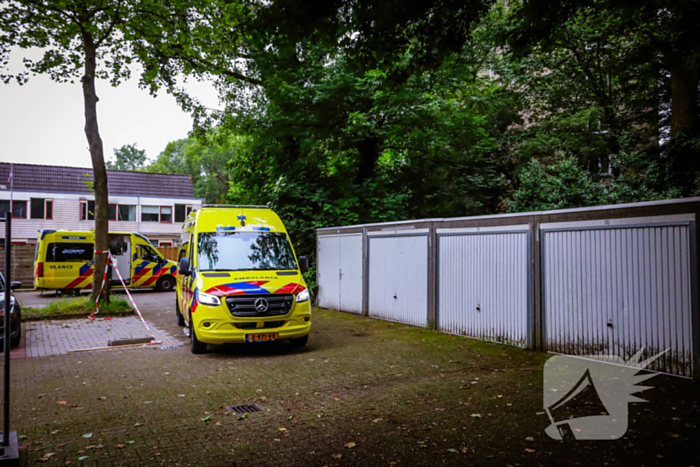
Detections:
[90, 250, 161, 344]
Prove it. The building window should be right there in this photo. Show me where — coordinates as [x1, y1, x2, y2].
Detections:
[141, 206, 160, 222]
[175, 204, 187, 223]
[186, 206, 193, 217]
[80, 201, 95, 220]
[46, 200, 53, 220]
[0, 200, 9, 219]
[150, 239, 160, 247]
[108, 204, 117, 221]
[31, 198, 45, 219]
[160, 206, 172, 223]
[11, 200, 26, 219]
[118, 205, 136, 221]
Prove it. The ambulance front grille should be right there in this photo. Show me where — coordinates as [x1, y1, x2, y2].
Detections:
[225, 294, 294, 317]
[234, 320, 285, 330]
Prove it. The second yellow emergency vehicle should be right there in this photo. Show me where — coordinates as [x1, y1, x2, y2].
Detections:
[175, 205, 311, 353]
[35, 230, 178, 294]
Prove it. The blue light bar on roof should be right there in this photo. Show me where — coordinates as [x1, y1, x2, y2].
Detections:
[216, 226, 271, 232]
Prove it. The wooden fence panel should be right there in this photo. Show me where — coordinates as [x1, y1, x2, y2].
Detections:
[0, 244, 36, 289]
[158, 246, 179, 262]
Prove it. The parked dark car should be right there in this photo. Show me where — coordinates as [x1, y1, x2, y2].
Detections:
[0, 273, 21, 348]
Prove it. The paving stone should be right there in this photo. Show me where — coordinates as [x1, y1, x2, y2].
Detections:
[23, 317, 181, 357]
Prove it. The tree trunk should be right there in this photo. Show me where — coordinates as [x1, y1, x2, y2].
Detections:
[670, 57, 699, 134]
[82, 34, 110, 302]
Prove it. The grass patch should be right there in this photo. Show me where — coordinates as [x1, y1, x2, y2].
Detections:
[22, 296, 133, 321]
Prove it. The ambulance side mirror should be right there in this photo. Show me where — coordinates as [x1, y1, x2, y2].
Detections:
[179, 257, 192, 276]
[298, 256, 309, 274]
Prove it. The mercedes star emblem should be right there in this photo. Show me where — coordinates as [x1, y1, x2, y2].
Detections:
[254, 298, 269, 313]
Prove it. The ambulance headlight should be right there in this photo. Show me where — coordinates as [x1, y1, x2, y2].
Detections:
[197, 291, 221, 307]
[296, 289, 309, 303]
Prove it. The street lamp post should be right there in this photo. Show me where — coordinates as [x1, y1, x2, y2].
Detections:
[0, 212, 19, 465]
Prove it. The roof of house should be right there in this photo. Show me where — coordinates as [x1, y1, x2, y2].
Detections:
[0, 162, 196, 198]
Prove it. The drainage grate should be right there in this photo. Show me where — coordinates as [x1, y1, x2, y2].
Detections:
[160, 345, 180, 350]
[226, 403, 262, 415]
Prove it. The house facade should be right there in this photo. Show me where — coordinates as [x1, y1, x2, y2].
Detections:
[0, 162, 203, 247]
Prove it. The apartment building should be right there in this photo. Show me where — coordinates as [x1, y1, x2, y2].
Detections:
[0, 162, 203, 246]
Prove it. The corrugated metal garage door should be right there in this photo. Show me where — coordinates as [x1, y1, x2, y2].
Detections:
[542, 223, 694, 377]
[317, 234, 364, 313]
[438, 228, 529, 347]
[368, 233, 428, 327]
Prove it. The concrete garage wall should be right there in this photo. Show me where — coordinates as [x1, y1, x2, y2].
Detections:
[316, 198, 700, 380]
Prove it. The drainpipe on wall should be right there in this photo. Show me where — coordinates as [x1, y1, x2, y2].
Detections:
[137, 196, 140, 235]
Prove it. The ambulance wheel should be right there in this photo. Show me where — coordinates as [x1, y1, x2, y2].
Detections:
[176, 299, 186, 327]
[290, 334, 309, 348]
[156, 275, 175, 292]
[189, 318, 206, 354]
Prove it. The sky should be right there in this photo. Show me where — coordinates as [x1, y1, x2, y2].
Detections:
[0, 48, 220, 169]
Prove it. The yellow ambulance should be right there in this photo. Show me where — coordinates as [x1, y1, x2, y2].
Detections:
[34, 230, 178, 294]
[175, 205, 311, 353]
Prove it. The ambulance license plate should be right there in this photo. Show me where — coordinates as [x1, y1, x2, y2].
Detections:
[246, 332, 279, 343]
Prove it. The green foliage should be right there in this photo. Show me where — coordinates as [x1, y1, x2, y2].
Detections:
[146, 132, 242, 203]
[509, 153, 682, 213]
[141, 0, 690, 270]
[509, 157, 609, 212]
[108, 144, 147, 171]
[219, 43, 517, 265]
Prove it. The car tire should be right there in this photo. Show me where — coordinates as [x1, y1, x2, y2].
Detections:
[156, 275, 175, 292]
[189, 317, 206, 354]
[10, 314, 21, 349]
[290, 334, 308, 348]
[176, 299, 186, 327]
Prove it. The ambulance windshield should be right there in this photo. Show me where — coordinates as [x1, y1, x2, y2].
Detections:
[197, 231, 297, 271]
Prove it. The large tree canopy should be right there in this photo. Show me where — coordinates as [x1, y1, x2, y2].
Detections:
[5, 0, 699, 298]
[0, 0, 247, 300]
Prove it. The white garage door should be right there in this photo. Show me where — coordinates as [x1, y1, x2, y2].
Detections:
[438, 228, 529, 347]
[339, 234, 363, 313]
[317, 234, 363, 313]
[318, 235, 340, 310]
[368, 233, 428, 327]
[542, 223, 694, 377]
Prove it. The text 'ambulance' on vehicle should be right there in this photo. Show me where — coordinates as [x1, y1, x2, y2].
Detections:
[176, 205, 311, 353]
[35, 230, 178, 294]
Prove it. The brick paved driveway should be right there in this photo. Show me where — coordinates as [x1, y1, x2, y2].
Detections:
[23, 318, 182, 357]
[5, 291, 698, 466]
